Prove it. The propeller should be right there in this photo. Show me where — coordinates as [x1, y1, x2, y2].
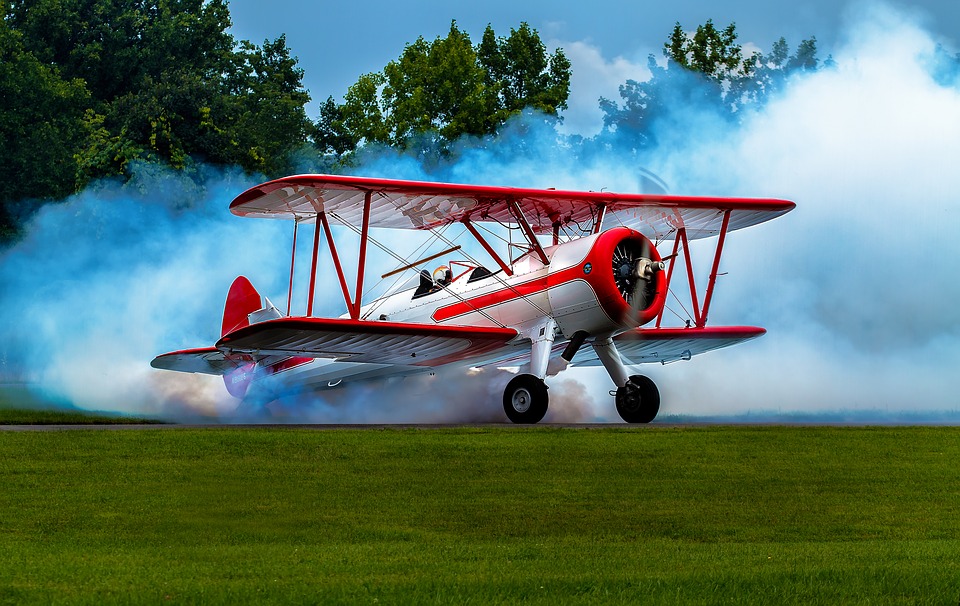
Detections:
[612, 239, 664, 311]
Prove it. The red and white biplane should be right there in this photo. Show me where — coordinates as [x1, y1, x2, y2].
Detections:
[152, 174, 794, 423]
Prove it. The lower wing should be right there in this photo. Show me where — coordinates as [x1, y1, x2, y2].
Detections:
[214, 317, 522, 369]
[572, 326, 766, 366]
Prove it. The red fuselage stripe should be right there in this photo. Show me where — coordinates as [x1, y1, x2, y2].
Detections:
[432, 264, 585, 322]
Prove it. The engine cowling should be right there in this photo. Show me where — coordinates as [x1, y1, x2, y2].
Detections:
[547, 227, 667, 337]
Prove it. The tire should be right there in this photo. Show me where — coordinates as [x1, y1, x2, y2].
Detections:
[503, 374, 549, 424]
[615, 374, 660, 423]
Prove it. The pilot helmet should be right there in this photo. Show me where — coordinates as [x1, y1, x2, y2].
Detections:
[433, 265, 452, 285]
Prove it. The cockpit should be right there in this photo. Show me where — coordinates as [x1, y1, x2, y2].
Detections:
[411, 263, 496, 299]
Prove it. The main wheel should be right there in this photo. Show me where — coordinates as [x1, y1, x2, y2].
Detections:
[503, 374, 549, 424]
[615, 374, 660, 423]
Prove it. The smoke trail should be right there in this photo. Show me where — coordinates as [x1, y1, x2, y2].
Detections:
[0, 165, 287, 418]
[2, 2, 957, 422]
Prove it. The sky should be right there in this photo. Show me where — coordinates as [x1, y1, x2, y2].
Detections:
[2, 0, 959, 423]
[227, 0, 960, 134]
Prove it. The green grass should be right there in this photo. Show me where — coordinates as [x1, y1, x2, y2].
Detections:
[0, 407, 164, 424]
[0, 385, 164, 424]
[1, 426, 959, 604]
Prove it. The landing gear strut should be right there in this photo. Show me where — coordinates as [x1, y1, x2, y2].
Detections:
[592, 337, 660, 424]
[503, 374, 548, 424]
[615, 375, 660, 423]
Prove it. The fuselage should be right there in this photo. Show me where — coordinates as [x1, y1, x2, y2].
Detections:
[356, 227, 666, 340]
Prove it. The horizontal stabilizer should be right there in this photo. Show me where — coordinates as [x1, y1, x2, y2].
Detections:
[150, 347, 246, 376]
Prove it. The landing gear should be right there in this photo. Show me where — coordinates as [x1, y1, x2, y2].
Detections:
[615, 374, 660, 423]
[503, 374, 549, 424]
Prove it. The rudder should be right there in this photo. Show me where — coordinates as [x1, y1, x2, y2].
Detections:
[221, 276, 261, 398]
[222, 276, 262, 338]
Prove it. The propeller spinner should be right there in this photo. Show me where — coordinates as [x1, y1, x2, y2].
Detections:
[612, 240, 664, 310]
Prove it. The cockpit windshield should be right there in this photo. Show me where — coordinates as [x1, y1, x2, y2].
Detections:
[410, 264, 495, 299]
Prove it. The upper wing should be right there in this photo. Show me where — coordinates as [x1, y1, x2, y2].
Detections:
[568, 326, 767, 366]
[215, 317, 522, 368]
[231, 174, 794, 241]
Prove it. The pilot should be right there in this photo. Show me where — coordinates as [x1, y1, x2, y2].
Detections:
[433, 265, 452, 287]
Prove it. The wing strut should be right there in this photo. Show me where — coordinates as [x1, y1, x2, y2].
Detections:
[287, 219, 298, 316]
[354, 191, 373, 317]
[319, 211, 353, 318]
[304, 192, 373, 321]
[700, 210, 732, 327]
[462, 219, 513, 277]
[656, 210, 732, 329]
[307, 217, 322, 316]
[593, 203, 606, 234]
[507, 200, 549, 265]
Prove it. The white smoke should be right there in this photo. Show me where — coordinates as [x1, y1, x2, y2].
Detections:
[630, 3, 960, 418]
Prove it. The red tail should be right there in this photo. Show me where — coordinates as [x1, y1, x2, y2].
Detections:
[222, 276, 261, 398]
[222, 276, 262, 337]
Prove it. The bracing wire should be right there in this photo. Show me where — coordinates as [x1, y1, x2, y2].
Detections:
[429, 222, 553, 320]
[331, 213, 508, 328]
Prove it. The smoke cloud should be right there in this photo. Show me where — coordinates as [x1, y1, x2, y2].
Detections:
[644, 3, 960, 419]
[2, 2, 958, 422]
[0, 166, 286, 418]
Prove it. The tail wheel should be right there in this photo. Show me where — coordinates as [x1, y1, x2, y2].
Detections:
[615, 374, 660, 423]
[503, 374, 549, 424]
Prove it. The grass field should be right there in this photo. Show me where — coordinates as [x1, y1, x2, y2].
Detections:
[0, 386, 163, 425]
[1, 426, 959, 604]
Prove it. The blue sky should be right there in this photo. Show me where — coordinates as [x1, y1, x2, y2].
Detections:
[227, 0, 960, 134]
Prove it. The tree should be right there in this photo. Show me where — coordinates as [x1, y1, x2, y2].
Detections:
[0, 14, 89, 239]
[211, 35, 312, 175]
[314, 96, 356, 157]
[316, 20, 571, 162]
[737, 36, 820, 105]
[599, 20, 821, 153]
[382, 24, 494, 149]
[339, 72, 390, 148]
[497, 22, 571, 116]
[664, 20, 751, 85]
[2, 0, 315, 216]
[8, 0, 235, 104]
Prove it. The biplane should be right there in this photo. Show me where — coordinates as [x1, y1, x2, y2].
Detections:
[152, 174, 794, 423]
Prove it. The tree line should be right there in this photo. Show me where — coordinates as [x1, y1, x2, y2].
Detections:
[1, 1, 824, 242]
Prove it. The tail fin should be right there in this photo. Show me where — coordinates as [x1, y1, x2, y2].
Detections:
[222, 276, 263, 338]
[221, 276, 265, 399]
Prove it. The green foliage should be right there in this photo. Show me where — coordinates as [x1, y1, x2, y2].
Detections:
[665, 19, 751, 84]
[314, 95, 357, 157]
[8, 0, 235, 103]
[340, 71, 390, 148]
[0, 407, 162, 424]
[209, 35, 313, 175]
[1, 0, 314, 242]
[318, 20, 571, 162]
[738, 36, 822, 105]
[496, 22, 571, 116]
[0, 15, 90, 239]
[382, 24, 493, 147]
[1, 427, 959, 602]
[600, 20, 821, 153]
